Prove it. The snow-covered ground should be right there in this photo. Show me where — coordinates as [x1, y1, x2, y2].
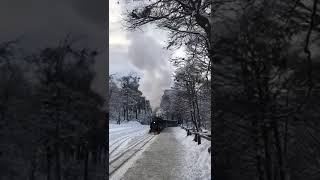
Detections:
[175, 127, 211, 180]
[109, 121, 157, 180]
[120, 127, 211, 180]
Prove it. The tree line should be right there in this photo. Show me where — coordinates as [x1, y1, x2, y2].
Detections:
[0, 37, 107, 180]
[109, 73, 152, 124]
[124, 0, 320, 179]
[159, 56, 211, 132]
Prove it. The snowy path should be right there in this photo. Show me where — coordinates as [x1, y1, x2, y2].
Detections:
[120, 127, 211, 180]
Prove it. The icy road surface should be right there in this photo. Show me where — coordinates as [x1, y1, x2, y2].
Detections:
[120, 127, 211, 180]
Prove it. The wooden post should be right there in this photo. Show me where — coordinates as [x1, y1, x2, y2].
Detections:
[194, 134, 198, 142]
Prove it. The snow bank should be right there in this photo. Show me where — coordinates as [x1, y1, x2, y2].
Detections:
[174, 127, 211, 180]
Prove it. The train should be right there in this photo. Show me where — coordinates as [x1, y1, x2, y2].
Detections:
[149, 116, 179, 134]
[149, 116, 164, 134]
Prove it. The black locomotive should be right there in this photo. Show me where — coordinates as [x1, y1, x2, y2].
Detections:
[149, 116, 164, 134]
[149, 116, 179, 134]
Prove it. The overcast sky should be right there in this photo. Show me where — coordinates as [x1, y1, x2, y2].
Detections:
[0, 0, 107, 96]
[109, 0, 179, 109]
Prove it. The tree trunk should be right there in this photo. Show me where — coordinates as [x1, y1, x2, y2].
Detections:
[118, 111, 121, 124]
[77, 145, 81, 160]
[0, 108, 5, 127]
[54, 141, 61, 180]
[84, 144, 89, 180]
[1, 87, 9, 126]
[47, 147, 51, 180]
[123, 107, 126, 121]
[126, 107, 129, 121]
[29, 151, 36, 180]
[192, 101, 198, 131]
[93, 149, 97, 165]
[54, 109, 61, 180]
[272, 120, 286, 180]
[187, 82, 199, 131]
[135, 108, 138, 119]
[195, 94, 202, 131]
[263, 124, 272, 180]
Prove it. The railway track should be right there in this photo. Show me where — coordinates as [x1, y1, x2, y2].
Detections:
[109, 134, 155, 176]
[109, 129, 147, 150]
[109, 125, 142, 132]
[109, 136, 132, 155]
[109, 134, 151, 163]
[109, 128, 146, 139]
[109, 130, 147, 156]
[109, 133, 134, 148]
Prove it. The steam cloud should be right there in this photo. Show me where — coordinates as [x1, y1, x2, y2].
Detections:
[109, 0, 174, 110]
[127, 32, 173, 110]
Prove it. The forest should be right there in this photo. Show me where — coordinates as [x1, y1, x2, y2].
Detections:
[125, 0, 320, 179]
[158, 57, 211, 132]
[0, 37, 107, 180]
[109, 73, 152, 124]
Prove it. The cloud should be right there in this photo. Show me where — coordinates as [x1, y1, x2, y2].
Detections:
[109, 45, 139, 74]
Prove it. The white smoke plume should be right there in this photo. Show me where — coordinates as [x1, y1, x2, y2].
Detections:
[127, 31, 173, 110]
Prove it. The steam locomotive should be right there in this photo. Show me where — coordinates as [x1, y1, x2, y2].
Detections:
[149, 116, 179, 134]
[149, 116, 164, 134]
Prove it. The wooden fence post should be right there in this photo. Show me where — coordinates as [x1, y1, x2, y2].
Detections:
[194, 134, 198, 142]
